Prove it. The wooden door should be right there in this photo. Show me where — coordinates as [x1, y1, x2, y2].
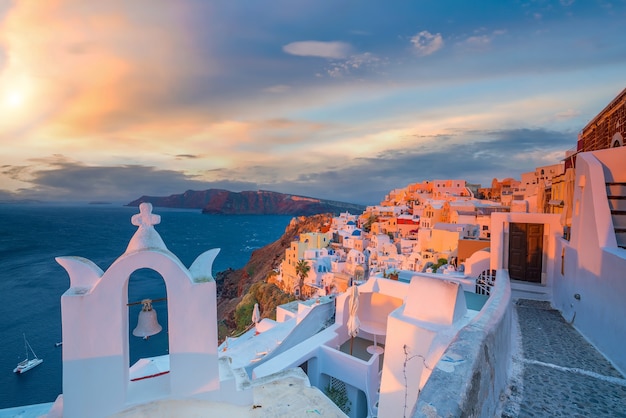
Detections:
[508, 223, 543, 283]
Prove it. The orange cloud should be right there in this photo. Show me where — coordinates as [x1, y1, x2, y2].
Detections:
[0, 0, 217, 142]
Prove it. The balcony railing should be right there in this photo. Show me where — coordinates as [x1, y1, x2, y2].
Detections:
[475, 269, 496, 296]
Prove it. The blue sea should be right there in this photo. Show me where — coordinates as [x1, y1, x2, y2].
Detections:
[0, 204, 292, 409]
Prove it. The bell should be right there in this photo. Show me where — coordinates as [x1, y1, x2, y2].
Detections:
[133, 299, 162, 338]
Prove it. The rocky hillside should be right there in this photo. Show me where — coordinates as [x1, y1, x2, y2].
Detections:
[215, 213, 333, 337]
[127, 189, 365, 215]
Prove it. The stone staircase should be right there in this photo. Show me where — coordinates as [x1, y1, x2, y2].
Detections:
[510, 281, 552, 302]
[607, 182, 626, 249]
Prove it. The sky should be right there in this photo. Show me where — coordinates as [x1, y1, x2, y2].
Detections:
[0, 0, 625, 205]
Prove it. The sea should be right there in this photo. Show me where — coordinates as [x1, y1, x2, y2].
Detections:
[0, 204, 292, 409]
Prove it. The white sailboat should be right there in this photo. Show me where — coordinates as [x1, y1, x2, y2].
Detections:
[13, 334, 43, 374]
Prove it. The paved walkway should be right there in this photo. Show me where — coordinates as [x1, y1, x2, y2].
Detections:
[500, 299, 626, 418]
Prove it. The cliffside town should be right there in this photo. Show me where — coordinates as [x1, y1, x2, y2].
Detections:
[215, 88, 626, 345]
[267, 168, 568, 297]
[220, 168, 568, 336]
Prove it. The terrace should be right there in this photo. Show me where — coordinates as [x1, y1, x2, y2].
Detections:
[247, 274, 488, 417]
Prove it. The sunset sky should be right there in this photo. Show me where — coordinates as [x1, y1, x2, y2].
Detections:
[1, 0, 625, 204]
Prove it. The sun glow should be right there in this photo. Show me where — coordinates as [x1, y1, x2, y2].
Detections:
[1, 74, 35, 112]
[3, 90, 25, 109]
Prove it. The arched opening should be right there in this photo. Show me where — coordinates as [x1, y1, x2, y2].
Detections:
[354, 265, 365, 282]
[612, 132, 623, 147]
[127, 268, 169, 368]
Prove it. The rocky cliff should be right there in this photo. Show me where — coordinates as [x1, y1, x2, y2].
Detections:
[215, 213, 333, 336]
[127, 189, 365, 215]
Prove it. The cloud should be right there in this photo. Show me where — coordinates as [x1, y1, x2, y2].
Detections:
[183, 118, 330, 155]
[555, 109, 581, 119]
[263, 84, 291, 94]
[410, 31, 444, 56]
[462, 35, 492, 49]
[0, 0, 218, 140]
[0, 189, 21, 202]
[318, 128, 574, 202]
[0, 127, 578, 205]
[195, 127, 575, 204]
[283, 41, 352, 59]
[326, 52, 386, 78]
[1, 1, 623, 207]
[1, 157, 253, 202]
[456, 30, 506, 51]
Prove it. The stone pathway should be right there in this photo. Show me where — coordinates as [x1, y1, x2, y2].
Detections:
[500, 299, 626, 418]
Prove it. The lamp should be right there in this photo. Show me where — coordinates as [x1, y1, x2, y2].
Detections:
[131, 298, 164, 338]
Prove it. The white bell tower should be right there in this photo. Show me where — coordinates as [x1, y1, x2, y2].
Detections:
[54, 203, 221, 418]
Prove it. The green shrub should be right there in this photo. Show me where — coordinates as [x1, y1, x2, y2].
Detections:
[234, 282, 295, 331]
[431, 257, 449, 273]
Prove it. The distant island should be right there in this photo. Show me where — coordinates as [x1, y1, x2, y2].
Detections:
[127, 189, 366, 215]
[0, 199, 43, 205]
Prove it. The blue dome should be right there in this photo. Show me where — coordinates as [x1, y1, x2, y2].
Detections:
[352, 230, 362, 236]
[347, 220, 356, 225]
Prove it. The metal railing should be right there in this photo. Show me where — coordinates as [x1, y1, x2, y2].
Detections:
[475, 269, 496, 296]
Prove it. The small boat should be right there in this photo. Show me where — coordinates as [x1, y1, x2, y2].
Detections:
[13, 334, 43, 374]
[55, 342, 63, 347]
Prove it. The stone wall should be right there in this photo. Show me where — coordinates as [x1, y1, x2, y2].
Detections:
[413, 270, 512, 418]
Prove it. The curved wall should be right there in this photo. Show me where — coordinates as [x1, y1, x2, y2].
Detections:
[413, 270, 512, 417]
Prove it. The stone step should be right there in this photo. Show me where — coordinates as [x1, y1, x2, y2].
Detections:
[611, 213, 626, 228]
[616, 229, 626, 248]
[510, 282, 551, 302]
[608, 198, 626, 211]
[606, 182, 626, 196]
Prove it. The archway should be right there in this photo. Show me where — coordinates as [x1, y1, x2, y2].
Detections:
[354, 265, 365, 282]
[127, 268, 169, 368]
[612, 132, 623, 147]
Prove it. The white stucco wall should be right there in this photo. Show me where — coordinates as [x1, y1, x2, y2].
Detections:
[551, 149, 626, 374]
[377, 276, 468, 418]
[463, 249, 490, 278]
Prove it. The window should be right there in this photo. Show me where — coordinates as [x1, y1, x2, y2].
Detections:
[612, 132, 623, 147]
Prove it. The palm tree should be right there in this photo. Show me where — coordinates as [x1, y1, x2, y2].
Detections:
[295, 259, 311, 299]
